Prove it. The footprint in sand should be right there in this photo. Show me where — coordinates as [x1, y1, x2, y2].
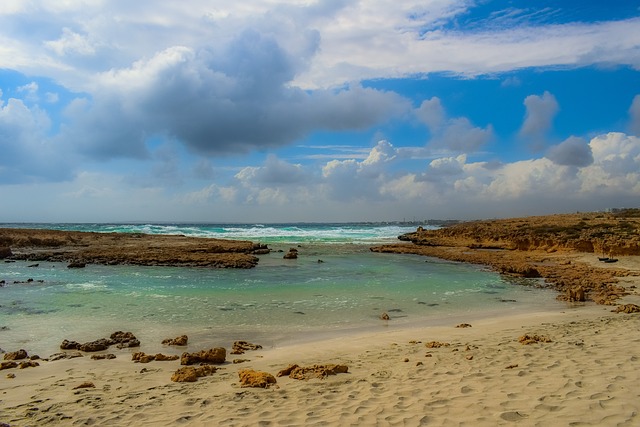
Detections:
[500, 411, 529, 421]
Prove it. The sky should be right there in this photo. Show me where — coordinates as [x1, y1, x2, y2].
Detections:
[1, 0, 640, 223]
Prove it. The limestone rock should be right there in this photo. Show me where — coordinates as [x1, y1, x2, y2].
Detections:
[180, 347, 226, 365]
[238, 369, 277, 388]
[0, 361, 18, 370]
[3, 349, 28, 360]
[162, 335, 188, 346]
[231, 340, 262, 355]
[283, 248, 298, 259]
[612, 304, 640, 313]
[277, 364, 348, 380]
[171, 365, 217, 382]
[567, 286, 586, 302]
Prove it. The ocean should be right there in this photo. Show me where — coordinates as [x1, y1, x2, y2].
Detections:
[0, 223, 562, 355]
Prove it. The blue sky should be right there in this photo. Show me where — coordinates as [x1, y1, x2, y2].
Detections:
[1, 1, 639, 222]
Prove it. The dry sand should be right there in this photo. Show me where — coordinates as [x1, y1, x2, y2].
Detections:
[2, 262, 640, 426]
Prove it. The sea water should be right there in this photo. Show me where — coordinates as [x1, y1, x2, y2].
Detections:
[0, 223, 562, 355]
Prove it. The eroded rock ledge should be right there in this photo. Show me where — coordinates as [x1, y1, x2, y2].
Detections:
[0, 228, 269, 268]
[371, 210, 640, 305]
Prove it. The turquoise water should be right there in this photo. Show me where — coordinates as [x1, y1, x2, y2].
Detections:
[0, 224, 561, 355]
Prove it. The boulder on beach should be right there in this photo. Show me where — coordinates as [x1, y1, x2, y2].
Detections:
[283, 248, 298, 259]
[180, 347, 226, 365]
[238, 369, 277, 388]
[171, 365, 217, 383]
[277, 363, 348, 380]
[3, 349, 28, 360]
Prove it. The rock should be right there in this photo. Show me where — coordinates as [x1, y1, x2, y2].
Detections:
[283, 248, 298, 259]
[291, 364, 348, 380]
[380, 312, 390, 320]
[60, 339, 81, 350]
[19, 360, 39, 369]
[278, 364, 349, 380]
[612, 304, 640, 313]
[49, 351, 84, 361]
[162, 335, 188, 346]
[3, 349, 28, 360]
[132, 352, 179, 363]
[238, 369, 277, 388]
[455, 323, 472, 328]
[171, 365, 217, 382]
[6, 373, 16, 378]
[0, 361, 18, 370]
[0, 247, 12, 259]
[567, 286, 586, 302]
[67, 261, 86, 269]
[91, 354, 116, 360]
[27, 263, 39, 268]
[155, 353, 180, 361]
[518, 334, 552, 345]
[180, 347, 226, 365]
[79, 338, 111, 352]
[231, 340, 262, 355]
[110, 331, 140, 348]
[425, 341, 450, 348]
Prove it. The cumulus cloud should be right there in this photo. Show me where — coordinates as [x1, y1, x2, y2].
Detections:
[57, 32, 408, 160]
[545, 136, 593, 167]
[519, 91, 559, 149]
[0, 94, 72, 183]
[416, 97, 493, 153]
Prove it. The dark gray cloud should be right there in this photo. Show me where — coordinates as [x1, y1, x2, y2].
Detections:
[59, 29, 408, 161]
[545, 136, 593, 167]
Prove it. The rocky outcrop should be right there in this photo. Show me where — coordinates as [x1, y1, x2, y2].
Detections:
[0, 228, 262, 268]
[180, 347, 226, 365]
[395, 210, 640, 256]
[371, 211, 640, 305]
[612, 304, 640, 313]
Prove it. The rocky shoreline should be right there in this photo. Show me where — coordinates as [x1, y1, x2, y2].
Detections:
[0, 228, 269, 268]
[371, 209, 640, 307]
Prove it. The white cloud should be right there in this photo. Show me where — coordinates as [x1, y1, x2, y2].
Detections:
[416, 97, 493, 153]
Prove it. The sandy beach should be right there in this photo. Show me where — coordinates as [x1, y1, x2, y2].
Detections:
[2, 215, 640, 426]
[1, 301, 639, 426]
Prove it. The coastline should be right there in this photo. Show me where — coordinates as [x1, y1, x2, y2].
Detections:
[2, 217, 640, 425]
